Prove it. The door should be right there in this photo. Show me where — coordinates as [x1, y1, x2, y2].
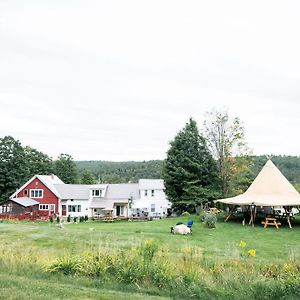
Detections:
[116, 205, 124, 217]
[62, 205, 67, 216]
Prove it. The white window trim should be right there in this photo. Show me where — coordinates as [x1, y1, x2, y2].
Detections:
[49, 204, 55, 212]
[68, 205, 82, 213]
[30, 189, 44, 198]
[39, 204, 49, 210]
[92, 189, 103, 197]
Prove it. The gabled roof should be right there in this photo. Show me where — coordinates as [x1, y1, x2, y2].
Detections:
[217, 160, 300, 206]
[105, 184, 139, 200]
[10, 175, 63, 199]
[10, 197, 40, 207]
[138, 179, 165, 190]
[54, 184, 90, 200]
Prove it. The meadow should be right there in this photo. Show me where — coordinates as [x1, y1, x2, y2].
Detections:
[1, 216, 300, 299]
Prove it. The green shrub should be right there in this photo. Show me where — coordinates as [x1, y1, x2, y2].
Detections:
[74, 217, 77, 223]
[139, 239, 158, 263]
[199, 211, 208, 222]
[67, 215, 71, 223]
[49, 216, 53, 223]
[84, 215, 89, 221]
[47, 256, 81, 275]
[203, 213, 217, 228]
[56, 216, 60, 224]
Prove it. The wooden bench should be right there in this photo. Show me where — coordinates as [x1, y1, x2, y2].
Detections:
[261, 217, 281, 229]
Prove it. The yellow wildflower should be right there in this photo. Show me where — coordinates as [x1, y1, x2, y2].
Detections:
[248, 249, 256, 257]
[240, 240, 246, 248]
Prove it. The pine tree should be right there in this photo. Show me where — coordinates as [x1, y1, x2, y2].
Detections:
[163, 119, 220, 213]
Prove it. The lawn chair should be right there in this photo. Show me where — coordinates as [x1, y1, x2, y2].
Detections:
[187, 220, 193, 234]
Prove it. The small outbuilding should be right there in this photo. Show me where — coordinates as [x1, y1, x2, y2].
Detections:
[0, 197, 40, 220]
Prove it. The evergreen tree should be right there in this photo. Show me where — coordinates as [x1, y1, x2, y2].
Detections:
[0, 136, 28, 202]
[54, 153, 78, 183]
[163, 118, 219, 213]
[80, 169, 96, 184]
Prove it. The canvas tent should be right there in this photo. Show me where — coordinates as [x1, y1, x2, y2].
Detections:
[217, 160, 300, 227]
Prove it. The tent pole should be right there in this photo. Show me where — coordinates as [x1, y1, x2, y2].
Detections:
[253, 206, 257, 227]
[225, 206, 234, 222]
[249, 205, 253, 225]
[284, 207, 292, 229]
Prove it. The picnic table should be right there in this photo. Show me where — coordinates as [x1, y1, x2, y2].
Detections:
[261, 217, 281, 229]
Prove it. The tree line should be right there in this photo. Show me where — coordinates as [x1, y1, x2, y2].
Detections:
[1, 109, 300, 208]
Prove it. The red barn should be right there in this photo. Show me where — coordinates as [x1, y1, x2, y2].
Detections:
[10, 175, 64, 218]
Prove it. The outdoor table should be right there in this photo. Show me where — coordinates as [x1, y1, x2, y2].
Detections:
[261, 217, 281, 229]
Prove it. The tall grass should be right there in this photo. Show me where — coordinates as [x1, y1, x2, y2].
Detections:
[43, 239, 300, 299]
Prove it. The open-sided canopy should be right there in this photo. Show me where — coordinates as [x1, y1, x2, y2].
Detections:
[217, 160, 300, 206]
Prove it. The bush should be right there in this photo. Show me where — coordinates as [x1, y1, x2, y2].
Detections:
[84, 215, 89, 221]
[74, 217, 77, 223]
[50, 216, 53, 223]
[203, 213, 217, 228]
[67, 215, 71, 223]
[47, 256, 81, 275]
[199, 211, 208, 222]
[56, 216, 60, 224]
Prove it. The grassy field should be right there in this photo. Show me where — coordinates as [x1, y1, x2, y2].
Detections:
[1, 216, 300, 299]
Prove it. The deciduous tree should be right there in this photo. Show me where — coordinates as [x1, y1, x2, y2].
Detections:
[54, 154, 78, 184]
[203, 109, 253, 197]
[24, 146, 53, 177]
[80, 169, 96, 184]
[0, 136, 28, 202]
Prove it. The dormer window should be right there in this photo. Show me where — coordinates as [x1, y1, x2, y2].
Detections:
[23, 189, 28, 196]
[92, 189, 103, 197]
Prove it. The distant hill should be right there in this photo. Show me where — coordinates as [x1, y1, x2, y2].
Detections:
[76, 156, 300, 184]
[252, 155, 300, 184]
[76, 160, 163, 183]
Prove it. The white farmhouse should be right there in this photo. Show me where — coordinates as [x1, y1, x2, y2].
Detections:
[130, 179, 171, 218]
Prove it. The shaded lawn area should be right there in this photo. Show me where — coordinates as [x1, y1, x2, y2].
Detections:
[1, 216, 300, 262]
[0, 272, 170, 300]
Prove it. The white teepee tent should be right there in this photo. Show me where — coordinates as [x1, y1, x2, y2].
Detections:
[217, 160, 300, 207]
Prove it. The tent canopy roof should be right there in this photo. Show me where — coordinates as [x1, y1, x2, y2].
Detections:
[217, 160, 300, 206]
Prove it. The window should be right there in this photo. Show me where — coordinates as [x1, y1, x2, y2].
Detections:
[151, 190, 155, 197]
[30, 189, 43, 198]
[49, 204, 55, 212]
[92, 189, 102, 197]
[23, 189, 28, 196]
[151, 204, 155, 212]
[144, 190, 148, 196]
[39, 204, 49, 210]
[0, 203, 12, 213]
[68, 205, 81, 212]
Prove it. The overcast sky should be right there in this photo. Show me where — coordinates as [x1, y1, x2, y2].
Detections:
[1, 1, 300, 161]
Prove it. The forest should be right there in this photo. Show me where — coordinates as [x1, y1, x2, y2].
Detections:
[76, 155, 300, 185]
